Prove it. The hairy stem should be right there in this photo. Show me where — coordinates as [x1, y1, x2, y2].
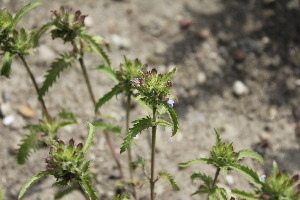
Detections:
[126, 94, 137, 199]
[212, 168, 221, 189]
[150, 106, 157, 200]
[19, 54, 52, 123]
[71, 41, 124, 179]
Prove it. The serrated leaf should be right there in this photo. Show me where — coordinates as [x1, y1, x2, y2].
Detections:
[94, 64, 118, 83]
[10, 2, 42, 31]
[155, 119, 172, 127]
[17, 130, 39, 164]
[162, 67, 176, 82]
[237, 149, 264, 164]
[94, 85, 122, 113]
[32, 22, 54, 47]
[18, 170, 50, 199]
[79, 33, 110, 68]
[231, 189, 256, 200]
[38, 54, 75, 100]
[82, 161, 91, 174]
[230, 164, 262, 188]
[179, 158, 212, 167]
[190, 172, 213, 186]
[215, 187, 227, 200]
[93, 122, 122, 136]
[165, 103, 178, 136]
[158, 172, 180, 191]
[78, 176, 98, 200]
[82, 123, 94, 155]
[54, 184, 79, 200]
[1, 51, 14, 78]
[214, 129, 221, 144]
[120, 116, 153, 153]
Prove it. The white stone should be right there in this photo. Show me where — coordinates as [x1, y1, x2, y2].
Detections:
[0, 103, 12, 116]
[3, 115, 14, 126]
[233, 80, 248, 96]
[111, 34, 131, 49]
[197, 72, 207, 84]
[225, 174, 234, 185]
[84, 16, 94, 27]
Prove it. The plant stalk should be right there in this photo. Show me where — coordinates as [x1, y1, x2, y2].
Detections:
[126, 93, 137, 199]
[212, 168, 221, 189]
[150, 106, 157, 200]
[19, 54, 52, 123]
[72, 41, 124, 179]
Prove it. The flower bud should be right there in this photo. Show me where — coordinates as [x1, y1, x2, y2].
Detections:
[68, 138, 75, 147]
[76, 143, 83, 151]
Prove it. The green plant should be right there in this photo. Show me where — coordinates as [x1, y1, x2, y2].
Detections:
[180, 129, 264, 199]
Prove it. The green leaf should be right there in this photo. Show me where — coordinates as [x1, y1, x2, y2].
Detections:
[237, 149, 264, 164]
[82, 161, 91, 174]
[94, 85, 122, 113]
[130, 157, 145, 171]
[94, 64, 118, 83]
[38, 54, 75, 100]
[58, 110, 77, 122]
[1, 51, 14, 78]
[10, 2, 42, 31]
[78, 176, 98, 200]
[190, 172, 213, 186]
[79, 33, 110, 68]
[271, 160, 279, 178]
[214, 129, 221, 145]
[155, 119, 172, 128]
[162, 67, 176, 82]
[135, 98, 152, 114]
[82, 123, 94, 155]
[32, 22, 54, 47]
[215, 187, 227, 200]
[93, 122, 122, 136]
[54, 184, 79, 199]
[120, 116, 153, 153]
[165, 103, 178, 136]
[158, 172, 180, 191]
[230, 164, 262, 188]
[179, 158, 212, 167]
[17, 130, 39, 164]
[231, 189, 256, 200]
[114, 194, 130, 200]
[18, 170, 50, 199]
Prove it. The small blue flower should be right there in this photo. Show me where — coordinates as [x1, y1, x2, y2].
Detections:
[259, 175, 266, 182]
[167, 100, 175, 107]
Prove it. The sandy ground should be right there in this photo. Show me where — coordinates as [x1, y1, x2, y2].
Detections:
[1, 0, 300, 199]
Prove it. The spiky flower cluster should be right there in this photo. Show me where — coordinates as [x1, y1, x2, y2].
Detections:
[210, 141, 239, 170]
[256, 162, 300, 199]
[131, 68, 175, 107]
[50, 6, 87, 42]
[0, 9, 33, 54]
[115, 57, 144, 95]
[45, 138, 86, 186]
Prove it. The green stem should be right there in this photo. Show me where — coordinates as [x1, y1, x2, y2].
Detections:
[71, 41, 124, 179]
[126, 93, 137, 199]
[212, 168, 221, 189]
[150, 105, 157, 200]
[18, 54, 52, 123]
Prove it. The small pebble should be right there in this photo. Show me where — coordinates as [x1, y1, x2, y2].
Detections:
[0, 103, 12, 117]
[198, 29, 210, 40]
[260, 132, 271, 142]
[179, 19, 192, 29]
[233, 80, 248, 96]
[3, 115, 14, 126]
[84, 16, 94, 27]
[19, 105, 34, 118]
[111, 34, 131, 49]
[225, 174, 234, 185]
[231, 49, 247, 62]
[197, 72, 207, 84]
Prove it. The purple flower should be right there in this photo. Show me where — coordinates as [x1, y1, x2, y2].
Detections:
[167, 100, 175, 107]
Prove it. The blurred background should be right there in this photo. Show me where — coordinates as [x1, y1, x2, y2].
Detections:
[1, 0, 300, 199]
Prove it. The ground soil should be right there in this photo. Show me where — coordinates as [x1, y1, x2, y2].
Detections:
[1, 0, 300, 199]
